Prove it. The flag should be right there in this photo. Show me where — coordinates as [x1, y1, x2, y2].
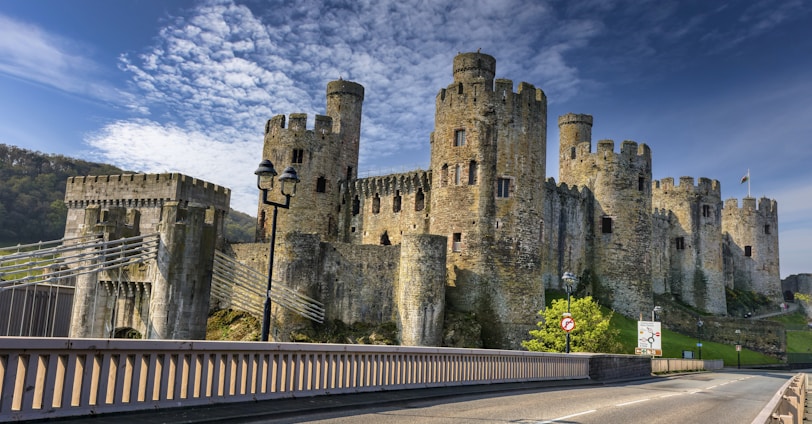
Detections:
[740, 174, 749, 184]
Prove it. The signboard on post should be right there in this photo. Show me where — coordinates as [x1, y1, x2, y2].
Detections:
[560, 316, 576, 332]
[636, 320, 662, 356]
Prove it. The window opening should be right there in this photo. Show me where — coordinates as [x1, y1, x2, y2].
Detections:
[352, 195, 360, 216]
[676, 237, 685, 250]
[458, 83, 463, 94]
[415, 188, 425, 211]
[316, 176, 326, 193]
[496, 178, 510, 198]
[393, 191, 402, 213]
[570, 146, 576, 160]
[764, 224, 770, 234]
[638, 176, 645, 191]
[468, 161, 478, 185]
[601, 216, 613, 234]
[346, 166, 353, 180]
[380, 231, 391, 246]
[744, 245, 752, 257]
[452, 233, 462, 252]
[702, 204, 711, 217]
[372, 193, 380, 214]
[292, 148, 304, 164]
[441, 164, 448, 186]
[454, 129, 466, 147]
[454, 164, 461, 185]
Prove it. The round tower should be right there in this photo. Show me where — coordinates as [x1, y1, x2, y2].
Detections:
[430, 51, 548, 349]
[558, 113, 593, 186]
[326, 80, 364, 182]
[722, 197, 780, 298]
[652, 177, 726, 315]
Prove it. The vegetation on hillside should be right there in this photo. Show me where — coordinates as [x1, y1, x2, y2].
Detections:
[0, 144, 255, 245]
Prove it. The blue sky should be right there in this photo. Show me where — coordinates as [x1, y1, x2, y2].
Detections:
[0, 0, 810, 278]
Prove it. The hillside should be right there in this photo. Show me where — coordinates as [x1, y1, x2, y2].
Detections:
[0, 144, 255, 244]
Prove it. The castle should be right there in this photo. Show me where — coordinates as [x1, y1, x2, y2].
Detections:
[252, 51, 781, 349]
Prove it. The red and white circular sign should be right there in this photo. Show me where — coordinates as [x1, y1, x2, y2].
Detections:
[560, 316, 576, 332]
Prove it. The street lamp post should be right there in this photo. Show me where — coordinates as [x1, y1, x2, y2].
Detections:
[735, 329, 742, 369]
[652, 305, 663, 321]
[696, 318, 704, 360]
[562, 272, 578, 353]
[255, 159, 300, 342]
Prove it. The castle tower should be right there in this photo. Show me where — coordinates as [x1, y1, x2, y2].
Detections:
[558, 113, 593, 185]
[722, 197, 780, 298]
[258, 79, 363, 244]
[430, 51, 548, 348]
[557, 115, 654, 318]
[652, 177, 727, 314]
[64, 173, 230, 339]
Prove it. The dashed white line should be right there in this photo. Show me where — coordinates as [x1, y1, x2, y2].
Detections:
[616, 398, 651, 407]
[537, 409, 597, 423]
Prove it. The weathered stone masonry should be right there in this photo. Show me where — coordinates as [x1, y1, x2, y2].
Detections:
[250, 51, 781, 349]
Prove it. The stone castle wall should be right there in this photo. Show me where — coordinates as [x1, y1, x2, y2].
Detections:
[722, 197, 781, 298]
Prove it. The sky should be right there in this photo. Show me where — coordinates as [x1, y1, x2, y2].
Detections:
[0, 0, 810, 278]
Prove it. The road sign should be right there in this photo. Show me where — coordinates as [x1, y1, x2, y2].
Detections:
[560, 316, 575, 332]
[637, 320, 662, 356]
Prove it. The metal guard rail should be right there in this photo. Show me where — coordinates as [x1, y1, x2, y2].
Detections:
[0, 337, 590, 421]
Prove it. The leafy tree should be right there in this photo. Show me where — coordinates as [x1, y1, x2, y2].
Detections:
[522, 295, 623, 353]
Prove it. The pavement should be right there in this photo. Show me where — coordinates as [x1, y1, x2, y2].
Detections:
[41, 378, 613, 424]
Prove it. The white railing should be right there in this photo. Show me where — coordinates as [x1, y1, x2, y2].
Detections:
[651, 358, 724, 373]
[0, 337, 590, 421]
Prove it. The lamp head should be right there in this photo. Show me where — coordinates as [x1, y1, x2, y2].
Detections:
[278, 166, 300, 196]
[255, 160, 278, 190]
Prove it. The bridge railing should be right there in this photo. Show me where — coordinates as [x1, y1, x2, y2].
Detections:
[0, 337, 590, 421]
[651, 358, 724, 373]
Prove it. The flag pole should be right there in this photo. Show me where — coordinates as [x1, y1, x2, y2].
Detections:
[747, 169, 751, 198]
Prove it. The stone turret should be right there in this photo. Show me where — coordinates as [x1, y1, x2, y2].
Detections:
[722, 197, 780, 297]
[653, 177, 726, 314]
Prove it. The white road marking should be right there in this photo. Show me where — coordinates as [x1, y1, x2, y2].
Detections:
[537, 409, 597, 423]
[616, 398, 651, 406]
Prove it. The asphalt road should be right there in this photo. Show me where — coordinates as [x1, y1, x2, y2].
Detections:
[250, 370, 793, 424]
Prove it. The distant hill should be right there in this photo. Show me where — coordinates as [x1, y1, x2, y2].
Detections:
[0, 144, 255, 245]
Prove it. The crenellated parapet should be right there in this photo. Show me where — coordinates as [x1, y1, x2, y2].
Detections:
[723, 196, 779, 218]
[264, 113, 334, 139]
[351, 170, 431, 198]
[65, 173, 230, 213]
[653, 176, 721, 198]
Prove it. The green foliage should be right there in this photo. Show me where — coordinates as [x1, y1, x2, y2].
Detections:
[291, 319, 399, 345]
[224, 208, 257, 242]
[523, 296, 623, 353]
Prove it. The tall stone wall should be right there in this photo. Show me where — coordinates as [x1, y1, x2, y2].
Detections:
[539, 179, 592, 292]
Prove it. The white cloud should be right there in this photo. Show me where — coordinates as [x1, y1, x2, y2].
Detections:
[85, 119, 259, 214]
[0, 13, 132, 107]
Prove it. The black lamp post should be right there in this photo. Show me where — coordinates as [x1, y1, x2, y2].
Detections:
[735, 329, 742, 369]
[696, 318, 704, 360]
[255, 159, 300, 342]
[562, 272, 577, 354]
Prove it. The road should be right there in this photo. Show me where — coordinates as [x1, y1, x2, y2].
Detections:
[253, 371, 792, 424]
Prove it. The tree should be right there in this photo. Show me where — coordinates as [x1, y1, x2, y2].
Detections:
[522, 295, 623, 353]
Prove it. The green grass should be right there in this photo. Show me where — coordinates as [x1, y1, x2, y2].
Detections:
[787, 330, 812, 354]
[609, 306, 780, 366]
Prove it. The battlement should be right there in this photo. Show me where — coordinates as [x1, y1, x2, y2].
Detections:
[65, 173, 231, 212]
[544, 177, 591, 198]
[265, 113, 334, 138]
[593, 139, 652, 162]
[352, 170, 431, 197]
[653, 176, 722, 197]
[724, 197, 778, 217]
